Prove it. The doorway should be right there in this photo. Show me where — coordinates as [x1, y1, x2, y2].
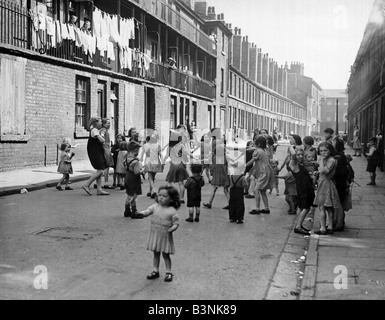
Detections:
[145, 87, 156, 130]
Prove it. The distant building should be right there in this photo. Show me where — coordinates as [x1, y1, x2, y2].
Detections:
[320, 90, 348, 134]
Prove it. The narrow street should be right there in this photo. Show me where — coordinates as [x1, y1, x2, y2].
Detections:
[0, 144, 298, 300]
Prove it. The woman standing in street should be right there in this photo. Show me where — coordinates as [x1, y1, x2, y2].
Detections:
[82, 117, 109, 196]
[99, 118, 115, 189]
[353, 126, 362, 156]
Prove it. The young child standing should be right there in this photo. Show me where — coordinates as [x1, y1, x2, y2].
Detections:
[366, 137, 380, 186]
[56, 143, 75, 191]
[136, 186, 180, 282]
[184, 164, 205, 222]
[123, 141, 144, 218]
[228, 160, 247, 224]
[313, 142, 342, 235]
[303, 150, 319, 188]
[278, 169, 298, 215]
[289, 148, 316, 235]
[269, 159, 280, 196]
[116, 141, 128, 189]
[111, 134, 125, 187]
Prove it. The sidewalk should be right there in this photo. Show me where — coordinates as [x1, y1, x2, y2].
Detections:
[0, 160, 95, 196]
[300, 149, 385, 300]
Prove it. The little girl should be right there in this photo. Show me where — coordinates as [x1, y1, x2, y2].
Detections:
[313, 142, 342, 235]
[56, 143, 74, 191]
[184, 164, 205, 222]
[269, 159, 280, 196]
[116, 141, 128, 189]
[136, 186, 180, 282]
[123, 141, 144, 218]
[111, 134, 125, 187]
[366, 137, 380, 186]
[228, 160, 247, 224]
[289, 147, 316, 235]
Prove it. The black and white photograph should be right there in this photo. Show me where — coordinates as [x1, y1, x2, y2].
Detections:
[1, 0, 385, 304]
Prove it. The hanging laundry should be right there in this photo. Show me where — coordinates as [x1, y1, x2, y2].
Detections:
[143, 53, 152, 71]
[74, 27, 82, 47]
[55, 20, 62, 43]
[107, 41, 115, 61]
[61, 22, 69, 40]
[37, 12, 46, 30]
[92, 8, 102, 38]
[109, 14, 121, 45]
[67, 24, 76, 41]
[46, 16, 56, 47]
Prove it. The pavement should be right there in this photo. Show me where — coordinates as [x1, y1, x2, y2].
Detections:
[1, 146, 384, 300]
[300, 150, 385, 300]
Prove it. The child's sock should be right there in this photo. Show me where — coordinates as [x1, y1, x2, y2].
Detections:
[194, 214, 200, 222]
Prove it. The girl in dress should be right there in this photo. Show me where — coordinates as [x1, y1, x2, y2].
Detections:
[82, 117, 109, 196]
[116, 141, 128, 189]
[99, 118, 115, 189]
[123, 141, 144, 218]
[56, 143, 74, 191]
[136, 186, 180, 282]
[366, 137, 380, 186]
[111, 134, 125, 188]
[141, 132, 164, 198]
[203, 141, 230, 210]
[163, 132, 191, 204]
[289, 147, 315, 235]
[313, 142, 342, 235]
[248, 136, 275, 215]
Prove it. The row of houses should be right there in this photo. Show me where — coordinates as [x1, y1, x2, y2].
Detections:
[347, 0, 385, 170]
[0, 0, 325, 171]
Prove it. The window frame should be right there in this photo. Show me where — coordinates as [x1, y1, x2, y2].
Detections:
[75, 75, 91, 138]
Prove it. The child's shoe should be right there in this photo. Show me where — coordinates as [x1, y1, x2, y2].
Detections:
[124, 205, 132, 218]
[185, 217, 194, 223]
[230, 219, 236, 223]
[56, 186, 63, 191]
[164, 273, 173, 282]
[147, 271, 160, 280]
[194, 216, 200, 222]
[65, 187, 73, 191]
[236, 220, 244, 224]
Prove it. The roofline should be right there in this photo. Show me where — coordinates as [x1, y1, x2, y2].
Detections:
[175, 0, 206, 25]
[204, 20, 233, 37]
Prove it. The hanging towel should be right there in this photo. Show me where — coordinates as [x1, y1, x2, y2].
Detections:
[37, 12, 46, 30]
[107, 41, 115, 61]
[67, 24, 76, 41]
[61, 22, 69, 39]
[55, 20, 62, 43]
[92, 8, 102, 38]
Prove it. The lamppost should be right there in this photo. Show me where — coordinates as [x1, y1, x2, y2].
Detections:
[336, 98, 339, 135]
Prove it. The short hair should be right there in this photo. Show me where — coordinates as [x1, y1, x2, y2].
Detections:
[157, 186, 181, 210]
[102, 118, 110, 126]
[119, 141, 128, 151]
[303, 136, 314, 146]
[255, 136, 267, 149]
[89, 117, 100, 128]
[318, 141, 335, 156]
[60, 143, 68, 151]
[369, 137, 378, 144]
[324, 128, 334, 135]
[290, 134, 302, 146]
[334, 138, 345, 152]
[191, 164, 203, 174]
[127, 141, 141, 152]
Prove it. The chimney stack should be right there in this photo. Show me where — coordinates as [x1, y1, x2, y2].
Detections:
[208, 6, 216, 19]
[194, 1, 207, 15]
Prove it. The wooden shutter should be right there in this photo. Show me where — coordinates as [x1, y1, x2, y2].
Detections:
[0, 57, 26, 137]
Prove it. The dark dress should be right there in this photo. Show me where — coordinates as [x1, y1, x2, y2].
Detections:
[292, 164, 315, 210]
[367, 147, 380, 172]
[87, 130, 107, 170]
[229, 175, 246, 221]
[185, 176, 205, 207]
[334, 152, 348, 204]
[125, 158, 142, 196]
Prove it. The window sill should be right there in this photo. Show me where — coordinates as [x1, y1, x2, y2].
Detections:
[74, 130, 90, 139]
[0, 134, 31, 142]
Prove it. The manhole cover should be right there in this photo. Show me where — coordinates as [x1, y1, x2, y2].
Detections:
[32, 227, 102, 240]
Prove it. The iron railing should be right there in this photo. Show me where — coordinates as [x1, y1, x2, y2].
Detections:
[0, 0, 215, 100]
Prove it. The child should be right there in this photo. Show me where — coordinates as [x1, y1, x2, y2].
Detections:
[229, 160, 248, 224]
[303, 150, 319, 188]
[313, 142, 342, 235]
[184, 164, 205, 222]
[116, 141, 128, 189]
[289, 148, 316, 235]
[366, 137, 380, 186]
[269, 159, 280, 196]
[136, 186, 180, 282]
[111, 134, 125, 187]
[123, 141, 144, 218]
[56, 143, 74, 191]
[278, 169, 298, 215]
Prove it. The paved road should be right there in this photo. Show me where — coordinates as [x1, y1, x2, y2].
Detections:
[0, 144, 298, 300]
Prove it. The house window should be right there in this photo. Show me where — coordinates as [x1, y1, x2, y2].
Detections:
[75, 76, 90, 132]
[170, 95, 177, 129]
[221, 68, 224, 95]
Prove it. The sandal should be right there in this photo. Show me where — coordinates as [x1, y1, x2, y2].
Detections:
[294, 227, 310, 235]
[314, 229, 327, 235]
[249, 209, 261, 215]
[203, 203, 212, 209]
[164, 273, 173, 282]
[301, 225, 311, 232]
[147, 271, 160, 280]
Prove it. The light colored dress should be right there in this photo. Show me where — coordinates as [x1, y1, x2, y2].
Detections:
[251, 148, 275, 190]
[143, 143, 163, 173]
[116, 150, 128, 174]
[57, 151, 73, 174]
[353, 129, 361, 150]
[147, 204, 179, 254]
[313, 157, 341, 208]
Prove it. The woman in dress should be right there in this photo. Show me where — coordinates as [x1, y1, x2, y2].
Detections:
[82, 117, 109, 196]
[353, 126, 362, 156]
[248, 136, 275, 215]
